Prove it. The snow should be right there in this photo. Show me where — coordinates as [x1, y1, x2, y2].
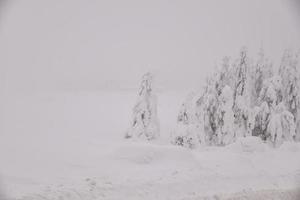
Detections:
[1, 91, 300, 200]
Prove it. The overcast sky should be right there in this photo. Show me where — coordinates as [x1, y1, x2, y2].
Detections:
[0, 0, 300, 92]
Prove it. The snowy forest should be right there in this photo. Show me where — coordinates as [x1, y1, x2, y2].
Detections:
[127, 48, 300, 149]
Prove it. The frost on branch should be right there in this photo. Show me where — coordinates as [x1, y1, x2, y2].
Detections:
[125, 73, 160, 140]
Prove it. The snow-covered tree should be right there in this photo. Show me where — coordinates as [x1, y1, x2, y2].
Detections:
[197, 63, 237, 145]
[172, 92, 206, 148]
[279, 50, 300, 141]
[216, 85, 235, 145]
[173, 92, 198, 148]
[232, 47, 252, 138]
[233, 47, 249, 102]
[258, 76, 283, 107]
[249, 48, 274, 107]
[252, 75, 296, 145]
[267, 103, 296, 147]
[179, 57, 237, 146]
[125, 73, 160, 140]
[251, 76, 282, 139]
[215, 57, 235, 94]
[252, 102, 270, 139]
[201, 75, 222, 145]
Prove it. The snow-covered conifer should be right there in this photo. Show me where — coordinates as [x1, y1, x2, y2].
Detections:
[173, 92, 206, 148]
[125, 73, 160, 140]
[232, 47, 252, 138]
[233, 47, 249, 101]
[267, 103, 296, 147]
[279, 50, 300, 141]
[258, 76, 283, 107]
[251, 76, 282, 139]
[173, 92, 197, 148]
[253, 75, 296, 145]
[249, 48, 274, 107]
[216, 85, 235, 145]
[252, 102, 270, 139]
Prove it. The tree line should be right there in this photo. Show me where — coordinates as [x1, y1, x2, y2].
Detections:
[125, 48, 300, 148]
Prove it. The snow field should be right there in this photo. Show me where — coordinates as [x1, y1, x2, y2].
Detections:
[0, 91, 300, 199]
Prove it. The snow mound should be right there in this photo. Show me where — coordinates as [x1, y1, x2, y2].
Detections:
[112, 143, 195, 165]
[279, 142, 300, 152]
[227, 136, 266, 153]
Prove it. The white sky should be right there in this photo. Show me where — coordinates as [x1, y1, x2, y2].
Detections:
[0, 0, 300, 92]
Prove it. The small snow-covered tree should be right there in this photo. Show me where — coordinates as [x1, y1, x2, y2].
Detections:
[173, 92, 202, 148]
[267, 103, 296, 147]
[252, 102, 270, 139]
[125, 73, 160, 140]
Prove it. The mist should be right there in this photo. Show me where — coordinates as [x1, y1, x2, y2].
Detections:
[0, 0, 299, 93]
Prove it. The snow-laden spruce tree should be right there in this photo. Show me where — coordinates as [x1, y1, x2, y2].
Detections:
[198, 63, 236, 146]
[177, 58, 238, 147]
[232, 47, 252, 138]
[201, 74, 222, 145]
[233, 47, 249, 102]
[267, 102, 296, 147]
[216, 57, 235, 94]
[249, 48, 274, 107]
[252, 102, 270, 139]
[279, 50, 300, 141]
[172, 72, 219, 148]
[216, 85, 235, 145]
[254, 76, 296, 145]
[125, 72, 160, 140]
[252, 76, 282, 140]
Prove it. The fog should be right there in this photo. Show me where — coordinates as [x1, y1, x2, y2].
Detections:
[0, 0, 299, 93]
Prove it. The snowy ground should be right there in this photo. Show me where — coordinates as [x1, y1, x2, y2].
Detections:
[1, 91, 300, 200]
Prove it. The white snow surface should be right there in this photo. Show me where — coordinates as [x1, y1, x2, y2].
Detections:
[1, 91, 300, 200]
